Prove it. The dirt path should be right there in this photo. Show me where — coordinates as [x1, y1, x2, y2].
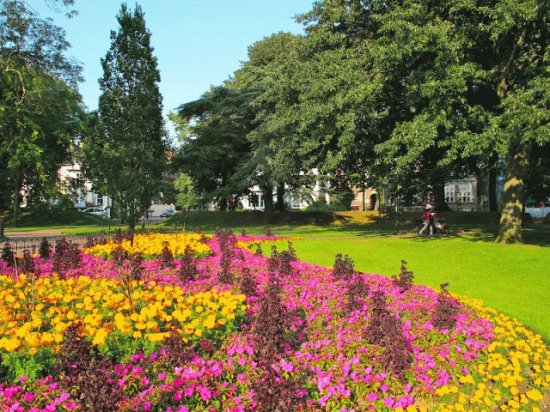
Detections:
[3, 228, 73, 240]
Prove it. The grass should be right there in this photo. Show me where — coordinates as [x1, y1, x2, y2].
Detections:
[3, 207, 107, 230]
[269, 235, 550, 343]
[2, 207, 128, 235]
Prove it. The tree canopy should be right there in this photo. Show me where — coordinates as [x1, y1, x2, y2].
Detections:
[175, 0, 548, 242]
[0, 0, 82, 224]
[83, 3, 166, 229]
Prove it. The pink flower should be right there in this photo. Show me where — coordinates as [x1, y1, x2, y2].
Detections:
[318, 375, 331, 391]
[280, 359, 294, 373]
[23, 392, 35, 403]
[197, 385, 212, 401]
[367, 392, 378, 402]
[383, 397, 395, 407]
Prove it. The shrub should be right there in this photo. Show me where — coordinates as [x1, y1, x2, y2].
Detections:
[159, 241, 174, 269]
[365, 291, 411, 379]
[178, 245, 197, 283]
[39, 237, 51, 259]
[111, 244, 129, 267]
[216, 229, 236, 284]
[393, 260, 414, 291]
[269, 243, 297, 276]
[333, 253, 355, 281]
[239, 266, 258, 298]
[252, 367, 306, 412]
[52, 238, 81, 277]
[253, 272, 286, 363]
[1, 242, 15, 267]
[432, 283, 460, 331]
[347, 273, 369, 313]
[20, 250, 34, 274]
[53, 324, 123, 411]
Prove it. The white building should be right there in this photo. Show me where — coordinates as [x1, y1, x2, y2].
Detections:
[58, 161, 113, 215]
[239, 184, 330, 211]
[58, 161, 175, 218]
[444, 177, 478, 211]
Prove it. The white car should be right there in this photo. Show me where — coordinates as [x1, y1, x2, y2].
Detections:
[82, 207, 108, 218]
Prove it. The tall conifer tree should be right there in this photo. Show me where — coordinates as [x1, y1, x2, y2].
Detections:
[88, 3, 165, 229]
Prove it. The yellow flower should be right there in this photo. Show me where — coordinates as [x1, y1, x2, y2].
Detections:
[526, 389, 543, 401]
[92, 327, 108, 346]
[202, 314, 216, 329]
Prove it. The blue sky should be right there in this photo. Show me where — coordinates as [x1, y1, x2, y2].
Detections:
[28, 0, 315, 133]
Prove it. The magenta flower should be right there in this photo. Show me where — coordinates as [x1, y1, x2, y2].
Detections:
[197, 385, 212, 401]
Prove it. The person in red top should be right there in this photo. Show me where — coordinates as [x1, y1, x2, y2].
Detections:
[419, 204, 434, 236]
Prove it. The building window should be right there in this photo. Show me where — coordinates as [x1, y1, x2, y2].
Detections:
[97, 195, 104, 206]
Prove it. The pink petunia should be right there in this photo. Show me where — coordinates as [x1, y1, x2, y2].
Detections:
[197, 385, 212, 401]
[383, 397, 395, 408]
[23, 392, 35, 403]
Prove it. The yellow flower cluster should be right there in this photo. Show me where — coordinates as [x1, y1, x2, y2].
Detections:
[433, 297, 550, 411]
[0, 274, 246, 356]
[85, 233, 211, 257]
[236, 240, 262, 253]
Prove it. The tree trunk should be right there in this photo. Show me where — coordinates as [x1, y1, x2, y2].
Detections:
[432, 177, 450, 212]
[488, 152, 499, 212]
[275, 185, 285, 211]
[127, 206, 136, 231]
[219, 197, 228, 211]
[262, 184, 274, 222]
[496, 149, 526, 243]
[475, 171, 484, 211]
[12, 175, 21, 227]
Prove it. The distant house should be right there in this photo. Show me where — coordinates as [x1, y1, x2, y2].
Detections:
[352, 176, 482, 212]
[351, 187, 379, 211]
[239, 182, 330, 211]
[444, 177, 478, 211]
[58, 161, 113, 216]
[57, 161, 174, 218]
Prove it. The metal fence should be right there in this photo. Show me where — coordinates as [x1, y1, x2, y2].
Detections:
[0, 234, 91, 256]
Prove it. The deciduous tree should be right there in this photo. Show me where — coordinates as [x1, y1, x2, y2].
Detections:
[0, 0, 82, 225]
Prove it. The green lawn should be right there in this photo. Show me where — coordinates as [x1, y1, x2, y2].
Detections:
[3, 207, 108, 229]
[269, 235, 550, 343]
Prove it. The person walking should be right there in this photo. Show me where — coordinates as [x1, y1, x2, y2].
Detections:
[419, 204, 434, 236]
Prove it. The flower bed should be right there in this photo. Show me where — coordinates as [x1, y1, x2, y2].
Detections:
[0, 233, 548, 411]
[85, 233, 212, 258]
